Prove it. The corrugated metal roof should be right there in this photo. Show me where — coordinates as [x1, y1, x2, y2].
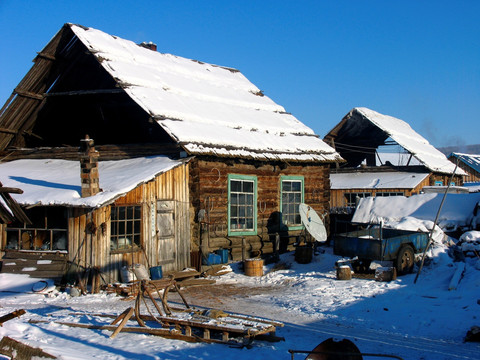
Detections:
[450, 152, 480, 174]
[69, 24, 341, 163]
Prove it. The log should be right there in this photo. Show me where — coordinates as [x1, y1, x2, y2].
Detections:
[336, 265, 352, 280]
[375, 267, 397, 282]
[0, 309, 26, 326]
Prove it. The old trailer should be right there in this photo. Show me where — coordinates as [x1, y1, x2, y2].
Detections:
[333, 225, 429, 275]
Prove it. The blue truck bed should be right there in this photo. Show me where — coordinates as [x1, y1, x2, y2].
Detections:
[333, 226, 429, 274]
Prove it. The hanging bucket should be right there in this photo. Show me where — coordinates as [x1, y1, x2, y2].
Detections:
[149, 266, 163, 280]
[295, 245, 313, 264]
[244, 258, 264, 276]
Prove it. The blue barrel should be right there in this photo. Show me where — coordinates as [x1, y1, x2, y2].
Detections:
[203, 253, 221, 265]
[216, 248, 229, 263]
[149, 266, 163, 280]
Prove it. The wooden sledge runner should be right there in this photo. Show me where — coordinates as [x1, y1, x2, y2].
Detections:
[38, 279, 284, 347]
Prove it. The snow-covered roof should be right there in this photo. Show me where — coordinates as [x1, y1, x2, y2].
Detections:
[0, 156, 187, 208]
[352, 192, 480, 231]
[325, 107, 465, 175]
[330, 172, 429, 190]
[66, 24, 341, 163]
[450, 152, 480, 174]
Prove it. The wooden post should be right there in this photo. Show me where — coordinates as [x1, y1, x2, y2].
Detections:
[242, 237, 246, 262]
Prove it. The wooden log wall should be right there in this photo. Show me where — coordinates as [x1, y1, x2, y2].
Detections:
[189, 158, 331, 261]
[67, 162, 190, 283]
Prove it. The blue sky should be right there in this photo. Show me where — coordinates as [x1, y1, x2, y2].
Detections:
[1, 1, 479, 148]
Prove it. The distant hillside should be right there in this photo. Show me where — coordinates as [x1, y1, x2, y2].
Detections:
[438, 144, 480, 156]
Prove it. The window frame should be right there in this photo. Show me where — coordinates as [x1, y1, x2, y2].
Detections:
[4, 207, 68, 252]
[375, 191, 404, 197]
[110, 204, 143, 253]
[227, 174, 257, 236]
[344, 192, 371, 207]
[280, 175, 305, 230]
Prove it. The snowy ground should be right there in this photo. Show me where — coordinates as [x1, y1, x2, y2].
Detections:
[1, 242, 479, 360]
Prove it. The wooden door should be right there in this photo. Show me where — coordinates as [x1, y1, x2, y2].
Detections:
[155, 200, 176, 269]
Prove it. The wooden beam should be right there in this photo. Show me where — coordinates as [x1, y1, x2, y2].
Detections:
[0, 127, 18, 135]
[14, 90, 44, 100]
[36, 52, 56, 61]
[47, 89, 124, 97]
[0, 187, 24, 194]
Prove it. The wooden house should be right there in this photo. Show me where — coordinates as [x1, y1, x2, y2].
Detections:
[0, 24, 341, 283]
[324, 108, 465, 217]
[448, 153, 480, 185]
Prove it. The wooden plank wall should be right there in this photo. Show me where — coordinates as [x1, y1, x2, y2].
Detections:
[430, 173, 464, 186]
[189, 159, 331, 261]
[67, 163, 190, 283]
[330, 175, 431, 208]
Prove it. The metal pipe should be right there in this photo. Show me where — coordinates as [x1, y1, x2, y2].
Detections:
[414, 158, 459, 284]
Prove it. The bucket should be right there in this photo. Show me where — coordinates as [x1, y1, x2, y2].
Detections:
[149, 266, 163, 280]
[244, 258, 264, 276]
[215, 248, 229, 264]
[295, 245, 313, 264]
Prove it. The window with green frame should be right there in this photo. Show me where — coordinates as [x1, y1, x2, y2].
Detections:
[228, 174, 257, 235]
[280, 176, 304, 229]
[110, 205, 142, 251]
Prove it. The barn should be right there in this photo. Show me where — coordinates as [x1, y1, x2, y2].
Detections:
[324, 107, 465, 218]
[0, 23, 341, 284]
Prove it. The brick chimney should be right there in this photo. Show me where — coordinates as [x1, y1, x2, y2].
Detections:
[80, 135, 100, 198]
[139, 41, 157, 51]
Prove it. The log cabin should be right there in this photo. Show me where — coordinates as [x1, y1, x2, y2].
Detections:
[0, 23, 342, 284]
[324, 107, 465, 224]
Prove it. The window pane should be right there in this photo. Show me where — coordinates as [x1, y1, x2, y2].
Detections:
[244, 181, 253, 193]
[231, 180, 241, 192]
[135, 206, 141, 218]
[292, 181, 301, 192]
[283, 182, 291, 191]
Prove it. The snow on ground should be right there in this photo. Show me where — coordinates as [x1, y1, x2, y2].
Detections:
[1, 241, 479, 360]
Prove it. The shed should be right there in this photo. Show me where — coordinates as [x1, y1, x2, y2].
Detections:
[324, 107, 465, 215]
[0, 24, 341, 282]
[0, 153, 190, 282]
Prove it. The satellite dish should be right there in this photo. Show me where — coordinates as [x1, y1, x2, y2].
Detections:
[299, 203, 327, 242]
